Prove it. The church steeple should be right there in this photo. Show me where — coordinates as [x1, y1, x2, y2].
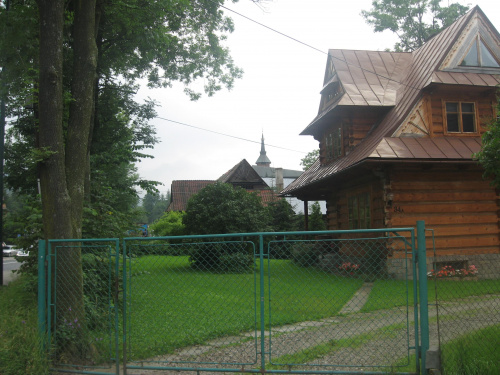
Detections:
[256, 133, 271, 167]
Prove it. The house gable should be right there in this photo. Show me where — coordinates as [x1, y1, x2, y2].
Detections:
[218, 159, 269, 190]
[440, 10, 500, 73]
[283, 6, 499, 200]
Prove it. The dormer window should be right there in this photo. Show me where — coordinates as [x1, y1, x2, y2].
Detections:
[445, 102, 476, 134]
[460, 37, 500, 68]
[320, 80, 342, 111]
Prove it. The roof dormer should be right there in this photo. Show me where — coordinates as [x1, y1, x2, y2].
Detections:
[440, 9, 500, 74]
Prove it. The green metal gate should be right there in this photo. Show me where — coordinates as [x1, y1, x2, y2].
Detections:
[39, 222, 430, 375]
[39, 239, 121, 375]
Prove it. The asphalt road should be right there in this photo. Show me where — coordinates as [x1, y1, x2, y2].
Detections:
[2, 257, 21, 285]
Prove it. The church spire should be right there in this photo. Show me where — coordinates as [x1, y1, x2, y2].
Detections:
[256, 133, 271, 167]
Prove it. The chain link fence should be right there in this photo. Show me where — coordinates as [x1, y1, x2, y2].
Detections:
[123, 231, 419, 374]
[41, 227, 435, 375]
[45, 240, 120, 374]
[431, 251, 500, 374]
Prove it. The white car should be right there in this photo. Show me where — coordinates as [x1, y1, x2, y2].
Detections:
[2, 245, 19, 257]
[16, 250, 29, 257]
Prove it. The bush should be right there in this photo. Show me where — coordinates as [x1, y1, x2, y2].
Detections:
[81, 253, 120, 331]
[219, 252, 254, 273]
[291, 243, 321, 267]
[189, 242, 254, 273]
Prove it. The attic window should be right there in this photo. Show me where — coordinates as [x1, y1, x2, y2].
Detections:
[320, 81, 342, 110]
[445, 102, 476, 133]
[459, 37, 500, 68]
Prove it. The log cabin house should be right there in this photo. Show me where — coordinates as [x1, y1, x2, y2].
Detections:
[280, 6, 500, 278]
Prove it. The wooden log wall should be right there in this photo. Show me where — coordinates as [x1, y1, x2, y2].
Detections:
[428, 88, 495, 137]
[319, 111, 384, 165]
[325, 171, 385, 232]
[388, 165, 500, 257]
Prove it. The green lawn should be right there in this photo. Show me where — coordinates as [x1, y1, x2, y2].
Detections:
[126, 256, 363, 359]
[362, 278, 500, 312]
[125, 256, 500, 360]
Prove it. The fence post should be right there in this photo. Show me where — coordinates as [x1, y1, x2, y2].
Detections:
[417, 221, 429, 374]
[38, 240, 46, 348]
[258, 234, 266, 373]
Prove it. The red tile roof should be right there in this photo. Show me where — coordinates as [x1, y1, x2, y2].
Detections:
[167, 180, 215, 211]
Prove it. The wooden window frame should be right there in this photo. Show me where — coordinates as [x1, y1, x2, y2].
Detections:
[443, 101, 478, 135]
[324, 126, 343, 162]
[348, 191, 371, 230]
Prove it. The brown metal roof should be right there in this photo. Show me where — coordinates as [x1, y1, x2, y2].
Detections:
[431, 71, 500, 86]
[368, 137, 482, 159]
[283, 7, 496, 197]
[281, 137, 482, 197]
[301, 51, 411, 136]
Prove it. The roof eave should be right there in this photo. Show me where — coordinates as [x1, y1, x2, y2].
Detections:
[280, 157, 479, 198]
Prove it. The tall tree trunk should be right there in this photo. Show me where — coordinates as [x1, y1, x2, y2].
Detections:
[38, 0, 98, 362]
[37, 0, 71, 240]
[67, 0, 97, 237]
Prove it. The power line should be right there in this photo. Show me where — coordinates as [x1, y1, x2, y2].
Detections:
[156, 116, 308, 154]
[216, 1, 421, 92]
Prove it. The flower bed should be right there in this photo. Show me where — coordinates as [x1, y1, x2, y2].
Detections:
[428, 265, 478, 279]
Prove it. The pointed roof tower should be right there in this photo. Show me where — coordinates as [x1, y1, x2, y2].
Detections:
[256, 133, 271, 167]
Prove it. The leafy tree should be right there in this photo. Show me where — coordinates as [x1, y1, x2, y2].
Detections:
[476, 102, 500, 188]
[361, 0, 469, 52]
[267, 198, 298, 232]
[300, 149, 319, 171]
[184, 182, 270, 235]
[183, 182, 270, 272]
[2, 0, 266, 357]
[150, 210, 185, 237]
[309, 201, 326, 231]
[143, 191, 170, 224]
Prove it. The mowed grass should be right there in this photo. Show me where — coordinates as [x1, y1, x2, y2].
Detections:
[126, 256, 363, 360]
[362, 278, 500, 312]
[391, 325, 500, 375]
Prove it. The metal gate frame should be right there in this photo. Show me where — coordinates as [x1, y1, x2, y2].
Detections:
[38, 222, 430, 375]
[38, 238, 121, 375]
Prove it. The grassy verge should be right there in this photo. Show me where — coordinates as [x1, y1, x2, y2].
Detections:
[391, 325, 500, 374]
[441, 324, 500, 375]
[0, 276, 49, 375]
[126, 256, 363, 359]
[362, 279, 500, 312]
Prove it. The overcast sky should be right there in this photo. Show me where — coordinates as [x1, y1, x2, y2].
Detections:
[135, 0, 500, 196]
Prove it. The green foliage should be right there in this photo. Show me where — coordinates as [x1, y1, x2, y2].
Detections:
[300, 149, 319, 171]
[81, 253, 120, 331]
[150, 210, 185, 237]
[183, 182, 270, 235]
[0, 277, 49, 375]
[189, 242, 254, 272]
[2, 0, 248, 247]
[361, 0, 469, 51]
[266, 198, 298, 232]
[476, 102, 500, 188]
[142, 191, 170, 224]
[291, 243, 321, 267]
[2, 193, 43, 279]
[308, 201, 326, 231]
